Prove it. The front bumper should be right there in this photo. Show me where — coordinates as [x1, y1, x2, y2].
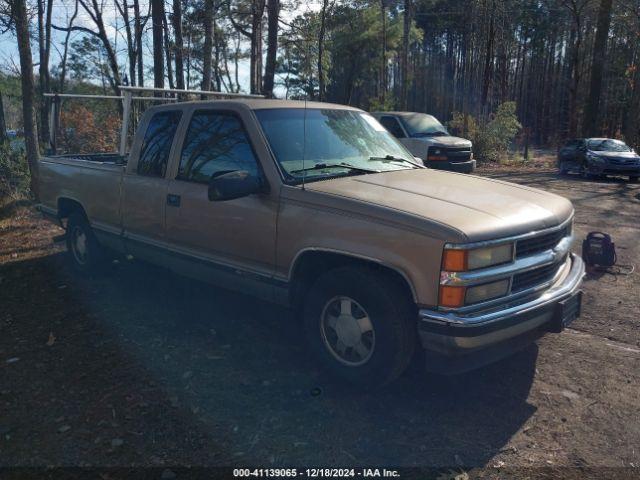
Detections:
[417, 253, 585, 373]
[588, 161, 640, 176]
[426, 159, 476, 173]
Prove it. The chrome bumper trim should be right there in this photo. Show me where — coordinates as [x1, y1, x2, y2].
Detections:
[420, 253, 585, 327]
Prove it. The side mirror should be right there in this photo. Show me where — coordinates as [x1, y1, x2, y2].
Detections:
[208, 170, 263, 201]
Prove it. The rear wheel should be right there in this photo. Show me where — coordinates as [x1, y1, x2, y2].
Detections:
[303, 266, 416, 389]
[66, 212, 104, 273]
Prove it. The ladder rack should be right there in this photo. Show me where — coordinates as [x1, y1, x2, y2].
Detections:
[45, 86, 266, 155]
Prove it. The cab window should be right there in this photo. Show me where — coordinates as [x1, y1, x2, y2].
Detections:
[137, 110, 182, 177]
[177, 111, 259, 183]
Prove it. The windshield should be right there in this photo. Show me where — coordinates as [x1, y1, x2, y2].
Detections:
[400, 113, 449, 137]
[587, 139, 632, 152]
[255, 108, 416, 182]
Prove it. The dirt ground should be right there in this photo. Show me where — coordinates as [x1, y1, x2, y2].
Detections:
[1, 166, 639, 477]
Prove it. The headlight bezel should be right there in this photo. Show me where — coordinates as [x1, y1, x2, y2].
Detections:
[441, 242, 515, 272]
[438, 242, 515, 308]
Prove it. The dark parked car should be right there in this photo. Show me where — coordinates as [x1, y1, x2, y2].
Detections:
[558, 138, 640, 182]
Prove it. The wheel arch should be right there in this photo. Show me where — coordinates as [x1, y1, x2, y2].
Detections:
[57, 197, 88, 221]
[288, 249, 417, 310]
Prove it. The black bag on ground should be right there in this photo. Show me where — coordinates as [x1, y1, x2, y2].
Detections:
[582, 232, 616, 267]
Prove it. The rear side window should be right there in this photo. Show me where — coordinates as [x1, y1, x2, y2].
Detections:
[379, 116, 405, 138]
[177, 111, 259, 183]
[137, 110, 182, 177]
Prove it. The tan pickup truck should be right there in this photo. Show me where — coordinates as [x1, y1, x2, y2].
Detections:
[38, 99, 585, 387]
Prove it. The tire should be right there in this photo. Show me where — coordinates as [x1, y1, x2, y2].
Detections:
[65, 212, 104, 273]
[630, 176, 639, 183]
[558, 161, 568, 175]
[580, 163, 593, 180]
[303, 266, 416, 389]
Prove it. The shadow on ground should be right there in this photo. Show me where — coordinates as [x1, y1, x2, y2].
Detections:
[1, 252, 539, 467]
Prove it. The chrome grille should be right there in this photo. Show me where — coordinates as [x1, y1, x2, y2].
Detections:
[439, 218, 574, 314]
[444, 146, 472, 163]
[609, 158, 637, 166]
[511, 263, 560, 292]
[516, 226, 569, 258]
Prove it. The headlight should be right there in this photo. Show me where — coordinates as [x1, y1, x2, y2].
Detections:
[465, 279, 510, 304]
[441, 243, 514, 272]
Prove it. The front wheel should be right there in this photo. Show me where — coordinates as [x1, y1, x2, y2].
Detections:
[66, 212, 104, 273]
[558, 160, 568, 175]
[303, 266, 416, 389]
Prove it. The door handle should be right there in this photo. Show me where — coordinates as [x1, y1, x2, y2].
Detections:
[167, 194, 181, 207]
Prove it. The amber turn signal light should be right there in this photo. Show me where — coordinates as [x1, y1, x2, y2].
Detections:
[439, 285, 466, 308]
[442, 249, 468, 272]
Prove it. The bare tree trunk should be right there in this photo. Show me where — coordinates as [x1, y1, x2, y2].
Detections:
[87, 0, 122, 93]
[379, 0, 387, 105]
[133, 0, 144, 87]
[59, 1, 78, 92]
[11, 0, 41, 199]
[582, 0, 613, 137]
[162, 13, 175, 89]
[564, 0, 586, 138]
[250, 0, 265, 94]
[172, 0, 185, 90]
[186, 30, 192, 89]
[234, 32, 241, 92]
[202, 0, 213, 92]
[213, 21, 222, 91]
[400, 0, 412, 109]
[151, 0, 165, 91]
[318, 0, 329, 101]
[115, 0, 136, 86]
[37, 0, 53, 144]
[480, 0, 495, 114]
[0, 91, 7, 144]
[263, 0, 279, 97]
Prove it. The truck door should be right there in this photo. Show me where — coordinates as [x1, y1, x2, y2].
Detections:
[122, 109, 183, 262]
[163, 108, 278, 298]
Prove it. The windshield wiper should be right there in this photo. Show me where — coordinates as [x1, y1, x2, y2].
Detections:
[290, 162, 379, 175]
[368, 155, 424, 168]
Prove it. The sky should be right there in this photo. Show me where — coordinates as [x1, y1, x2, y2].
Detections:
[0, 0, 321, 95]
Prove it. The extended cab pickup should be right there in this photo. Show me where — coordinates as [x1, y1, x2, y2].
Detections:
[38, 100, 585, 387]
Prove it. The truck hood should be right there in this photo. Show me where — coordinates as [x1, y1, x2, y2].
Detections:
[305, 169, 574, 242]
[412, 135, 472, 148]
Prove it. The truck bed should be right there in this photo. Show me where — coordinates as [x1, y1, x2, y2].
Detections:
[38, 153, 126, 234]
